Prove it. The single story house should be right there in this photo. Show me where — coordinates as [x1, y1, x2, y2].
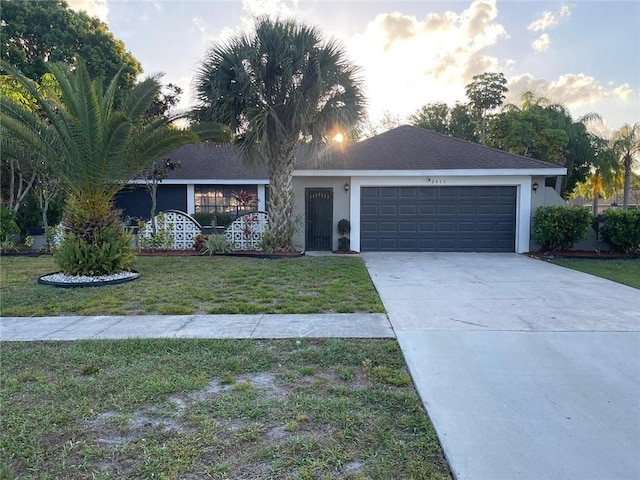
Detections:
[115, 125, 566, 253]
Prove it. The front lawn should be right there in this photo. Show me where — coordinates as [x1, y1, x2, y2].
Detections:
[548, 258, 640, 289]
[0, 256, 384, 316]
[0, 338, 451, 479]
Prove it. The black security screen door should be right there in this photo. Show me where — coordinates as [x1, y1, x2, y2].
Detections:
[305, 188, 333, 250]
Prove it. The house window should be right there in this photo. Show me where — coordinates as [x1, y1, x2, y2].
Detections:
[194, 185, 259, 216]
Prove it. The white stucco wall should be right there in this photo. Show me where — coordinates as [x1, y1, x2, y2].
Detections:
[292, 177, 351, 251]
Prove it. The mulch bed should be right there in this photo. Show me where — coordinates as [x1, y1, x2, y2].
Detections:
[137, 250, 203, 256]
[137, 250, 305, 259]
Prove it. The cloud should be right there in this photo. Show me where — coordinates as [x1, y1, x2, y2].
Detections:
[346, 0, 508, 121]
[241, 0, 297, 20]
[67, 0, 109, 23]
[506, 73, 635, 110]
[527, 5, 571, 32]
[532, 33, 550, 52]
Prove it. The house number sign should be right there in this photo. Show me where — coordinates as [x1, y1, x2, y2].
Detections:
[426, 178, 447, 184]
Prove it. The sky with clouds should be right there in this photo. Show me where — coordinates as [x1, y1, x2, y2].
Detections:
[67, 0, 639, 135]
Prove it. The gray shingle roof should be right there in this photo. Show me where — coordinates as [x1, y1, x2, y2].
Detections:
[162, 144, 268, 180]
[160, 125, 563, 180]
[300, 125, 563, 170]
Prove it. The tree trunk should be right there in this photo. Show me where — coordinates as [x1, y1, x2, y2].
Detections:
[8, 158, 37, 211]
[592, 194, 599, 216]
[267, 147, 296, 251]
[622, 154, 631, 210]
[150, 183, 158, 234]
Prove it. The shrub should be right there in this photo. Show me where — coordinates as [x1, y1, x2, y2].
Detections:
[192, 212, 214, 226]
[55, 198, 135, 275]
[204, 233, 233, 255]
[337, 219, 351, 237]
[532, 206, 592, 251]
[194, 233, 208, 252]
[138, 212, 175, 250]
[338, 237, 350, 251]
[46, 224, 64, 252]
[212, 212, 232, 227]
[56, 228, 135, 276]
[0, 204, 20, 245]
[600, 210, 640, 253]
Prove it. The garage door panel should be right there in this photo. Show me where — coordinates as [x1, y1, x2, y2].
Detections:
[476, 205, 496, 214]
[361, 205, 378, 215]
[379, 238, 399, 250]
[380, 188, 399, 198]
[398, 205, 416, 215]
[419, 222, 436, 232]
[360, 221, 379, 233]
[419, 204, 436, 215]
[497, 222, 515, 232]
[399, 222, 417, 232]
[380, 205, 397, 215]
[361, 186, 516, 252]
[438, 204, 456, 214]
[457, 205, 476, 214]
[457, 222, 476, 232]
[400, 188, 418, 198]
[495, 204, 515, 214]
[419, 188, 437, 198]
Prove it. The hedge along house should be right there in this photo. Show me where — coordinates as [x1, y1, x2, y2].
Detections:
[115, 125, 566, 253]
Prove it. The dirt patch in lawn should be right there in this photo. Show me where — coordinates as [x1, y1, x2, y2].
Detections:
[2, 339, 451, 479]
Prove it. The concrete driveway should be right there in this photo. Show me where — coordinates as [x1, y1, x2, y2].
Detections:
[363, 252, 640, 480]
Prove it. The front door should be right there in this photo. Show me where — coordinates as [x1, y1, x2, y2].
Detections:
[305, 188, 333, 250]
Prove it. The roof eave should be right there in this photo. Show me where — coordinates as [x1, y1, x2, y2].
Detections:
[293, 168, 567, 177]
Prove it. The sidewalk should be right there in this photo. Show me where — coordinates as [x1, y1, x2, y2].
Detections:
[0, 313, 394, 341]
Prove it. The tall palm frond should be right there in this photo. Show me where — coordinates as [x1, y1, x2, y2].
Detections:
[1, 59, 200, 200]
[192, 17, 365, 250]
[612, 123, 640, 210]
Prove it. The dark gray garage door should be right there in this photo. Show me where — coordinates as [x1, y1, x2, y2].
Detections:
[361, 186, 516, 252]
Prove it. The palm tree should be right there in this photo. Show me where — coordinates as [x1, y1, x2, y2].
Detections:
[0, 60, 201, 275]
[612, 123, 640, 210]
[192, 17, 366, 251]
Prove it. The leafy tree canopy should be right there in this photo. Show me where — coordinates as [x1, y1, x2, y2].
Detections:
[487, 92, 605, 196]
[0, 0, 141, 94]
[465, 72, 507, 144]
[409, 102, 478, 142]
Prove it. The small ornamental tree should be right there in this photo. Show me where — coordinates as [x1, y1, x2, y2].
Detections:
[337, 219, 351, 251]
[144, 157, 181, 232]
[232, 189, 258, 216]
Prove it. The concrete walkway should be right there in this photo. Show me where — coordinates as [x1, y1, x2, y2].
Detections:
[0, 313, 393, 341]
[363, 252, 640, 480]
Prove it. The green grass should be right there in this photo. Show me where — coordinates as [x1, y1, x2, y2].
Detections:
[0, 255, 384, 316]
[0, 338, 451, 480]
[548, 258, 640, 289]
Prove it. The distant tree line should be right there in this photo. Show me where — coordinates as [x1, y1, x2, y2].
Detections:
[409, 72, 639, 204]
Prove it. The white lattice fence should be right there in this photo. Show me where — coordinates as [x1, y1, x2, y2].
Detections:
[140, 210, 202, 250]
[225, 212, 268, 251]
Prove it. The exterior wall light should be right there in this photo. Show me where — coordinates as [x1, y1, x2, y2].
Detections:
[344, 183, 350, 192]
[532, 182, 539, 193]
